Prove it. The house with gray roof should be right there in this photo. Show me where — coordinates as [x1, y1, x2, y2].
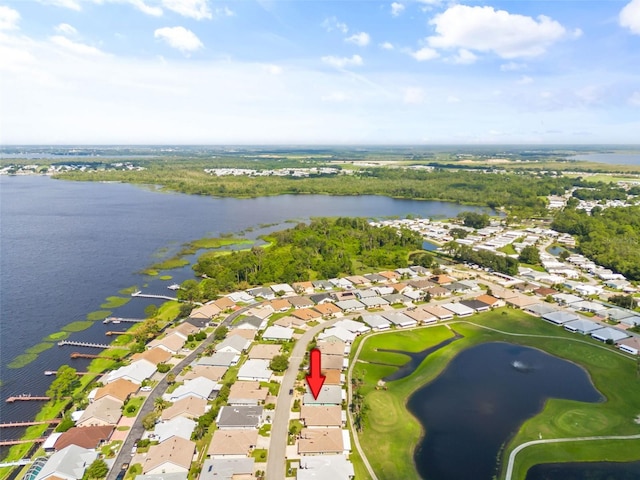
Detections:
[312, 280, 334, 291]
[297, 455, 355, 480]
[247, 287, 275, 300]
[200, 458, 255, 480]
[591, 327, 629, 343]
[382, 312, 417, 328]
[382, 294, 412, 306]
[309, 292, 333, 304]
[334, 299, 366, 312]
[442, 302, 475, 317]
[621, 316, 640, 327]
[216, 406, 264, 429]
[237, 359, 272, 382]
[135, 473, 187, 480]
[318, 327, 357, 344]
[288, 296, 316, 309]
[303, 385, 343, 406]
[571, 300, 608, 314]
[34, 444, 97, 480]
[333, 319, 370, 334]
[542, 311, 580, 325]
[410, 265, 430, 275]
[460, 299, 491, 313]
[153, 416, 196, 443]
[524, 303, 558, 317]
[262, 325, 295, 341]
[552, 293, 583, 306]
[564, 318, 603, 335]
[364, 273, 387, 283]
[235, 315, 266, 330]
[198, 352, 239, 368]
[215, 335, 251, 355]
[361, 314, 391, 331]
[603, 308, 637, 322]
[360, 296, 389, 308]
[103, 359, 156, 385]
[165, 377, 218, 403]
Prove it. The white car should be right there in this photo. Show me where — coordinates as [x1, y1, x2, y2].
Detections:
[140, 386, 152, 392]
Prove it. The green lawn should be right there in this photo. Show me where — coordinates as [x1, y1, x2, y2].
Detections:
[351, 309, 640, 480]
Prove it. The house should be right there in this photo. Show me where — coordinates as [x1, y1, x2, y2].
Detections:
[318, 327, 356, 344]
[76, 397, 122, 427]
[33, 444, 97, 480]
[442, 303, 475, 317]
[298, 428, 344, 455]
[563, 318, 602, 334]
[402, 289, 423, 302]
[226, 328, 257, 340]
[410, 265, 431, 276]
[164, 377, 217, 403]
[334, 299, 366, 312]
[153, 416, 196, 443]
[198, 352, 239, 368]
[300, 406, 343, 428]
[248, 344, 282, 360]
[382, 294, 412, 306]
[291, 308, 322, 321]
[404, 309, 437, 325]
[329, 278, 354, 289]
[267, 298, 291, 313]
[591, 327, 629, 343]
[425, 286, 449, 298]
[148, 332, 186, 355]
[534, 287, 558, 297]
[245, 305, 274, 320]
[142, 437, 196, 475]
[346, 275, 370, 286]
[247, 287, 276, 300]
[215, 335, 252, 355]
[604, 308, 637, 322]
[445, 282, 473, 294]
[617, 337, 640, 356]
[360, 296, 389, 309]
[189, 303, 221, 321]
[92, 378, 138, 404]
[542, 311, 579, 325]
[379, 271, 401, 282]
[505, 295, 539, 309]
[179, 365, 228, 383]
[207, 429, 258, 458]
[132, 347, 172, 366]
[228, 381, 268, 406]
[104, 359, 156, 385]
[317, 340, 347, 356]
[309, 293, 334, 304]
[363, 273, 387, 284]
[460, 299, 491, 313]
[293, 281, 315, 295]
[571, 301, 608, 315]
[173, 322, 201, 338]
[53, 425, 113, 451]
[475, 294, 503, 308]
[382, 312, 417, 328]
[312, 280, 334, 291]
[303, 385, 343, 406]
[271, 283, 296, 296]
[214, 296, 236, 311]
[524, 303, 558, 317]
[216, 406, 264, 429]
[430, 274, 455, 285]
[288, 296, 316, 309]
[313, 303, 342, 318]
[553, 293, 583, 306]
[274, 316, 306, 328]
[297, 455, 355, 480]
[322, 369, 343, 386]
[421, 305, 454, 321]
[333, 319, 370, 334]
[409, 279, 436, 290]
[361, 314, 391, 331]
[199, 458, 255, 480]
[262, 325, 295, 341]
[235, 315, 266, 331]
[162, 397, 208, 421]
[237, 359, 272, 382]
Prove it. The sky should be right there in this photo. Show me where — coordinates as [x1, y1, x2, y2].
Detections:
[0, 0, 639, 144]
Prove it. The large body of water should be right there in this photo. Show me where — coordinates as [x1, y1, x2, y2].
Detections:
[526, 461, 640, 480]
[0, 175, 491, 439]
[407, 342, 603, 480]
[569, 153, 640, 166]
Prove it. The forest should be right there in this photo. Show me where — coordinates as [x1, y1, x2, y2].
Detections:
[181, 218, 425, 298]
[552, 206, 640, 280]
[442, 241, 519, 276]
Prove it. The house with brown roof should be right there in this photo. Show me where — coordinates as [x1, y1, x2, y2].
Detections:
[424, 286, 449, 298]
[248, 344, 281, 360]
[345, 275, 370, 286]
[178, 365, 228, 382]
[291, 308, 322, 321]
[534, 287, 559, 297]
[409, 279, 436, 289]
[267, 298, 291, 312]
[53, 425, 113, 451]
[421, 305, 454, 321]
[76, 397, 122, 427]
[148, 332, 186, 355]
[161, 397, 208, 421]
[292, 281, 315, 295]
[298, 428, 344, 455]
[475, 294, 504, 308]
[287, 296, 316, 309]
[189, 304, 221, 321]
[378, 271, 400, 282]
[300, 406, 343, 428]
[316, 341, 346, 357]
[226, 328, 256, 341]
[274, 316, 306, 328]
[505, 295, 539, 309]
[173, 322, 200, 338]
[405, 308, 437, 324]
[207, 429, 258, 458]
[430, 274, 456, 285]
[321, 369, 342, 386]
[93, 378, 138, 404]
[228, 381, 268, 406]
[214, 297, 235, 311]
[142, 436, 195, 475]
[390, 283, 409, 294]
[133, 347, 172, 366]
[313, 303, 342, 318]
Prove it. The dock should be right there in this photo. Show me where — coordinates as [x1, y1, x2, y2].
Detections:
[44, 370, 96, 376]
[0, 438, 46, 446]
[57, 340, 113, 349]
[70, 352, 101, 359]
[131, 291, 178, 301]
[0, 419, 61, 428]
[103, 317, 145, 324]
[5, 395, 50, 403]
[105, 331, 128, 336]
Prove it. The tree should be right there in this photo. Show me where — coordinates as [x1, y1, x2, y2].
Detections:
[518, 245, 541, 265]
[144, 304, 158, 318]
[55, 416, 74, 432]
[142, 411, 159, 430]
[82, 459, 108, 480]
[214, 325, 228, 341]
[157, 363, 171, 374]
[269, 355, 289, 372]
[609, 294, 638, 310]
[177, 279, 202, 302]
[46, 365, 79, 401]
[458, 211, 490, 229]
[558, 249, 570, 261]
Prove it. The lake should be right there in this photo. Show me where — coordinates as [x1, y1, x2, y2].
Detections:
[526, 460, 640, 480]
[0, 175, 492, 436]
[569, 153, 640, 166]
[407, 342, 603, 480]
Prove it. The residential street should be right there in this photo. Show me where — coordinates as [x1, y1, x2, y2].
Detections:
[265, 318, 338, 480]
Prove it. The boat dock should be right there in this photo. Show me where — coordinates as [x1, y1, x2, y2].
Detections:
[105, 331, 128, 336]
[0, 438, 46, 446]
[70, 352, 101, 359]
[0, 419, 61, 428]
[5, 395, 50, 403]
[57, 340, 113, 349]
[44, 370, 96, 376]
[131, 291, 177, 301]
[103, 317, 145, 324]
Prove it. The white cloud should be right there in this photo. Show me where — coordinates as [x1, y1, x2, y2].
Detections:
[0, 5, 20, 31]
[128, 0, 163, 16]
[629, 91, 640, 106]
[411, 47, 439, 61]
[162, 0, 211, 20]
[517, 75, 534, 85]
[321, 91, 348, 102]
[428, 5, 568, 58]
[403, 87, 424, 104]
[49, 35, 105, 56]
[620, 0, 640, 34]
[380, 41, 394, 50]
[447, 95, 460, 103]
[264, 64, 282, 75]
[214, 6, 234, 17]
[346, 32, 370, 47]
[391, 2, 405, 17]
[452, 48, 477, 64]
[500, 61, 526, 71]
[322, 16, 348, 34]
[321, 54, 363, 68]
[154, 26, 203, 52]
[55, 23, 78, 36]
[37, 0, 83, 10]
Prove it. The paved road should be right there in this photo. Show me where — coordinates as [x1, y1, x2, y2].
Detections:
[265, 318, 338, 480]
[106, 305, 252, 480]
[503, 434, 640, 480]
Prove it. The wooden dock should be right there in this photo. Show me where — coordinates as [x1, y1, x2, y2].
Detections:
[57, 340, 112, 349]
[0, 438, 46, 446]
[5, 395, 50, 403]
[70, 352, 101, 359]
[0, 419, 60, 428]
[131, 291, 177, 301]
[105, 331, 128, 336]
[103, 317, 145, 324]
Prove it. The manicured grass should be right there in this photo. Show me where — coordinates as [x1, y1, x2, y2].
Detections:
[155, 301, 181, 323]
[100, 296, 131, 309]
[251, 448, 268, 462]
[123, 396, 144, 417]
[499, 244, 517, 255]
[351, 309, 640, 480]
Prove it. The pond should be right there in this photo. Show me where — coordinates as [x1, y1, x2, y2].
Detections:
[406, 342, 603, 480]
[526, 460, 640, 480]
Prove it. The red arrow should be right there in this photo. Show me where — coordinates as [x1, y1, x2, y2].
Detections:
[306, 348, 326, 400]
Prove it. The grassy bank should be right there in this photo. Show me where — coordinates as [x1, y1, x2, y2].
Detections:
[351, 309, 640, 480]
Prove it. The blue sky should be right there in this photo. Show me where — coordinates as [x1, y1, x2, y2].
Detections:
[0, 0, 639, 144]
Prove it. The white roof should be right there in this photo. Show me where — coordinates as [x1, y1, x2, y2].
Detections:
[35, 445, 97, 480]
[441, 303, 475, 316]
[271, 283, 295, 294]
[165, 376, 216, 402]
[334, 299, 365, 311]
[361, 314, 391, 329]
[564, 318, 602, 333]
[382, 312, 416, 326]
[297, 455, 355, 480]
[262, 325, 295, 340]
[553, 293, 583, 305]
[542, 311, 580, 325]
[591, 327, 629, 342]
[227, 291, 254, 303]
[154, 416, 196, 443]
[104, 359, 155, 385]
[318, 327, 357, 343]
[360, 296, 389, 307]
[303, 385, 343, 405]
[216, 335, 251, 353]
[237, 359, 272, 381]
[571, 300, 607, 313]
[333, 319, 370, 334]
